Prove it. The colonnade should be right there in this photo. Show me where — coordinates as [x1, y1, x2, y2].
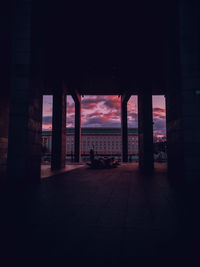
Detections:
[50, 91, 155, 173]
[0, 0, 200, 184]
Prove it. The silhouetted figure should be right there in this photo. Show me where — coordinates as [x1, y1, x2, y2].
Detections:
[71, 151, 73, 163]
[129, 155, 132, 162]
[90, 149, 94, 164]
[41, 144, 47, 155]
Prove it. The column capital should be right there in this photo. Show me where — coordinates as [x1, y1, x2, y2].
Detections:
[52, 81, 67, 95]
[72, 89, 81, 103]
[121, 93, 131, 104]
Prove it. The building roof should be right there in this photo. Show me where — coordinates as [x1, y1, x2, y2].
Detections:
[43, 128, 138, 134]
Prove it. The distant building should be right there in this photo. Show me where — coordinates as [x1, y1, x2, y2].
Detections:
[42, 128, 138, 156]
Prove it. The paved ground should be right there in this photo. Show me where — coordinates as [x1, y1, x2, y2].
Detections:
[41, 164, 85, 178]
[1, 163, 200, 266]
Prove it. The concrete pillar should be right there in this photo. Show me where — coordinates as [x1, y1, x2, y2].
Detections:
[138, 91, 154, 173]
[166, 1, 200, 184]
[179, 0, 200, 183]
[0, 3, 12, 181]
[166, 91, 184, 180]
[7, 0, 43, 183]
[74, 95, 81, 162]
[164, 1, 184, 181]
[0, 94, 9, 180]
[121, 96, 128, 162]
[51, 86, 66, 170]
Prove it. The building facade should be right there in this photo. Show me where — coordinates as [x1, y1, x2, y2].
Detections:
[42, 128, 138, 156]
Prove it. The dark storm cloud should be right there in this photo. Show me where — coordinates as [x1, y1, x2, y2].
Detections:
[128, 111, 138, 120]
[102, 97, 121, 110]
[81, 96, 105, 109]
[153, 118, 166, 135]
[153, 108, 165, 113]
[153, 107, 166, 120]
[42, 116, 52, 124]
[82, 117, 121, 128]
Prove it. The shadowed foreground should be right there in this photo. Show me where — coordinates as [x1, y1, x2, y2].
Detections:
[1, 163, 200, 266]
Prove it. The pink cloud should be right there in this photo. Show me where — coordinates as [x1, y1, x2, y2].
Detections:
[87, 111, 104, 118]
[82, 102, 99, 109]
[153, 107, 166, 120]
[43, 95, 167, 137]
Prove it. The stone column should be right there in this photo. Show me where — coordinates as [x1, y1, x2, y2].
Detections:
[166, 1, 200, 184]
[74, 96, 81, 163]
[164, 1, 184, 181]
[0, 2, 12, 181]
[0, 94, 9, 180]
[7, 0, 43, 183]
[138, 91, 154, 173]
[121, 96, 129, 162]
[179, 0, 200, 183]
[72, 91, 81, 163]
[51, 86, 66, 170]
[166, 91, 184, 180]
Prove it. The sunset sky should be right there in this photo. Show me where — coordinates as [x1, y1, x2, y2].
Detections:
[42, 95, 166, 137]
